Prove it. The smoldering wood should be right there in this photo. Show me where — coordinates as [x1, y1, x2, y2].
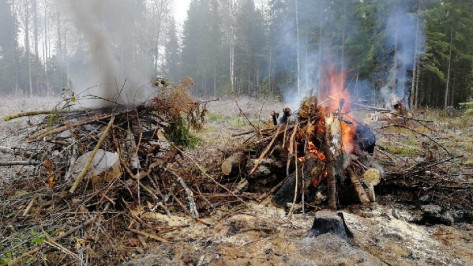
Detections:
[272, 154, 320, 207]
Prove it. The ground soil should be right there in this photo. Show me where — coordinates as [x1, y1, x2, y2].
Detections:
[1, 96, 472, 265]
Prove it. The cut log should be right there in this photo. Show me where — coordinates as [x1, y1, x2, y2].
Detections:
[222, 152, 247, 176]
[346, 167, 370, 206]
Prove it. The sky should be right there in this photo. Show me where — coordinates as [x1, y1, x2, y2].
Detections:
[173, 0, 191, 29]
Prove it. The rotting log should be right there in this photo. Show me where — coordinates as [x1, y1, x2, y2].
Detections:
[222, 152, 247, 176]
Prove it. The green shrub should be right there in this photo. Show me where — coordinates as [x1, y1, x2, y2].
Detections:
[166, 118, 202, 148]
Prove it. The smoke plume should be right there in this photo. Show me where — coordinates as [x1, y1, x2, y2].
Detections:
[64, 0, 154, 108]
[381, 7, 424, 107]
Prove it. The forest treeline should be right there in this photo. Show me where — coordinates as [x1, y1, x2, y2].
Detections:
[0, 0, 472, 108]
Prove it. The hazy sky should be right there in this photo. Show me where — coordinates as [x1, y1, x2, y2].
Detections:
[173, 0, 191, 28]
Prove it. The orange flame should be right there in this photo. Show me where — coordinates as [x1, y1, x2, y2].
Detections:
[319, 65, 357, 154]
[308, 141, 326, 161]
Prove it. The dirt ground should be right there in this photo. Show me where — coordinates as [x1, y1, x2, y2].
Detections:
[1, 96, 472, 265]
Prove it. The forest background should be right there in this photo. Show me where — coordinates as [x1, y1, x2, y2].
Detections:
[0, 0, 472, 109]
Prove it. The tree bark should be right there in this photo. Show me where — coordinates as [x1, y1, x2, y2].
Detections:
[347, 168, 370, 206]
[324, 114, 345, 210]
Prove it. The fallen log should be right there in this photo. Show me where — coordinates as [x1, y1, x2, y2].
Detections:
[346, 167, 370, 206]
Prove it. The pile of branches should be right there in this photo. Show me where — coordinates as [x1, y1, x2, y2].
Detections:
[0, 78, 240, 265]
[222, 95, 382, 215]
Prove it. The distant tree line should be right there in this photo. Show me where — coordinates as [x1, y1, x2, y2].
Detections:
[0, 0, 472, 108]
[0, 0, 178, 98]
[179, 0, 473, 108]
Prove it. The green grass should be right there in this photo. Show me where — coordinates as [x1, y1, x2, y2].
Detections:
[207, 112, 225, 122]
[378, 141, 420, 157]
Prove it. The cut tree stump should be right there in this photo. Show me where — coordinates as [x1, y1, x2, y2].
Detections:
[222, 152, 247, 176]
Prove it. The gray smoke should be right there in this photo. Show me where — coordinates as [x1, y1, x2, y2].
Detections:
[63, 0, 154, 108]
[66, 0, 116, 107]
[273, 2, 424, 109]
[381, 7, 424, 107]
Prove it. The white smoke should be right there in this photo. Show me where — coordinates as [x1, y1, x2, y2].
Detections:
[383, 7, 425, 107]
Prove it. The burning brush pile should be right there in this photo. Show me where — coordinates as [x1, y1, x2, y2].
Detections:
[224, 93, 382, 212]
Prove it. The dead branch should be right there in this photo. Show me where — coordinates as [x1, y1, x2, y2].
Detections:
[249, 125, 285, 176]
[230, 91, 259, 134]
[2, 109, 82, 121]
[377, 124, 452, 156]
[0, 160, 40, 166]
[174, 146, 246, 204]
[165, 168, 199, 219]
[69, 117, 115, 193]
[6, 218, 95, 265]
[347, 167, 370, 206]
[128, 228, 168, 243]
[27, 111, 120, 140]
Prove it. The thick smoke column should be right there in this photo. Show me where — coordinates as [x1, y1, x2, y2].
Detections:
[66, 0, 117, 107]
[63, 0, 154, 108]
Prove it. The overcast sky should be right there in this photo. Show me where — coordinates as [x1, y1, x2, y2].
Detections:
[173, 0, 191, 29]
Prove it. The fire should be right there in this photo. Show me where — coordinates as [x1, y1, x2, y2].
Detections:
[341, 121, 355, 153]
[318, 65, 356, 153]
[308, 141, 326, 161]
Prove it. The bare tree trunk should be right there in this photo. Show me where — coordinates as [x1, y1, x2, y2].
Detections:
[32, 0, 38, 56]
[56, 9, 62, 68]
[64, 24, 68, 86]
[450, 73, 456, 106]
[43, 0, 50, 95]
[410, 0, 421, 108]
[295, 0, 300, 96]
[317, 0, 323, 91]
[444, 30, 453, 109]
[229, 0, 235, 93]
[24, 0, 33, 97]
[415, 62, 421, 107]
[213, 50, 216, 96]
[341, 1, 346, 72]
[268, 46, 272, 94]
